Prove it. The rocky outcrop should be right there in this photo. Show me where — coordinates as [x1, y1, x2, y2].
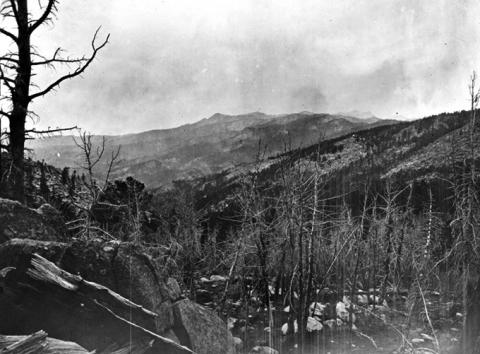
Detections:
[0, 252, 192, 353]
[59, 239, 181, 334]
[0, 199, 67, 244]
[173, 299, 235, 354]
[0, 238, 236, 354]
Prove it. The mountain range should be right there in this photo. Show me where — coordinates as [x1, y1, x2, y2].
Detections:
[28, 111, 395, 188]
[188, 109, 477, 215]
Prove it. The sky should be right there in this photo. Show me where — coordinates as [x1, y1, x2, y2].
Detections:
[4, 0, 480, 134]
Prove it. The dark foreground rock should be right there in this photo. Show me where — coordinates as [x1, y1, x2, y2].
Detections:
[173, 299, 235, 354]
[0, 238, 235, 354]
[0, 198, 67, 243]
[0, 252, 191, 353]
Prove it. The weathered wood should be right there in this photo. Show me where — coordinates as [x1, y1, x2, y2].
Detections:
[0, 253, 193, 353]
[0, 330, 93, 354]
[26, 254, 159, 318]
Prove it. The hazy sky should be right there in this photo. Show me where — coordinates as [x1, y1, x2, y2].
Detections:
[11, 0, 480, 134]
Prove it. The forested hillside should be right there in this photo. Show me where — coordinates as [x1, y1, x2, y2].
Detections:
[2, 107, 479, 353]
[148, 109, 480, 353]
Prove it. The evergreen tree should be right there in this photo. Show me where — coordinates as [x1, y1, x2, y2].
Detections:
[61, 167, 70, 185]
[39, 161, 49, 200]
[69, 170, 77, 196]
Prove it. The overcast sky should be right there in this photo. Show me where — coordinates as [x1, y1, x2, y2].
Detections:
[17, 0, 480, 134]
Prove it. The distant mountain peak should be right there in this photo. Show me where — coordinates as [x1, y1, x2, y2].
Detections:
[210, 112, 229, 119]
[338, 110, 378, 120]
[206, 111, 267, 120]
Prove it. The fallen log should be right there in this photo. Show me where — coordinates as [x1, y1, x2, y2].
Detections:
[0, 253, 193, 354]
[0, 330, 92, 354]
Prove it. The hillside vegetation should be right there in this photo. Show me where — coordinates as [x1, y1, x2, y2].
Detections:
[2, 109, 479, 354]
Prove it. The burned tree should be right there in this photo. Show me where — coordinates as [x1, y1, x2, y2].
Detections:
[458, 72, 480, 354]
[0, 0, 109, 202]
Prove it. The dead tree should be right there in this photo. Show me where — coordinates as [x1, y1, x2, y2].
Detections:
[459, 71, 480, 354]
[0, 0, 109, 202]
[70, 131, 120, 239]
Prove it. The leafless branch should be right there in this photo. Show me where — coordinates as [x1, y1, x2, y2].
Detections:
[8, 0, 18, 21]
[0, 28, 17, 42]
[0, 56, 19, 65]
[29, 27, 110, 100]
[32, 47, 89, 66]
[26, 126, 78, 135]
[103, 145, 120, 190]
[0, 64, 14, 92]
[29, 0, 57, 34]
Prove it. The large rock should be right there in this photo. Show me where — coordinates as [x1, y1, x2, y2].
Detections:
[0, 238, 67, 267]
[60, 239, 181, 333]
[0, 199, 67, 244]
[0, 238, 235, 354]
[173, 299, 235, 354]
[249, 346, 279, 354]
[0, 238, 181, 334]
[0, 253, 191, 354]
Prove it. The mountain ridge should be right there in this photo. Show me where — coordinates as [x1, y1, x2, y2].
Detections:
[173, 109, 476, 226]
[28, 111, 396, 188]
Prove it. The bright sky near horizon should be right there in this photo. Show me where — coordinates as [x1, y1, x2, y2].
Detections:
[4, 0, 480, 134]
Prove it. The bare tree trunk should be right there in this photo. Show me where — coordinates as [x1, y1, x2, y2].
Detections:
[464, 267, 480, 354]
[9, 0, 31, 202]
[371, 196, 378, 310]
[297, 217, 305, 352]
[304, 175, 319, 331]
[461, 72, 480, 354]
[1, 1, 108, 203]
[381, 212, 393, 302]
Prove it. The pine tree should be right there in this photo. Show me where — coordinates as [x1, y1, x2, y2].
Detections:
[39, 161, 49, 201]
[61, 167, 70, 185]
[69, 170, 77, 196]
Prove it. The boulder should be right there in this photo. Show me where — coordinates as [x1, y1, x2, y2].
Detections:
[36, 204, 67, 235]
[336, 301, 356, 323]
[233, 336, 243, 350]
[356, 294, 369, 306]
[281, 321, 298, 335]
[0, 199, 67, 244]
[309, 302, 326, 317]
[0, 238, 234, 354]
[306, 316, 323, 332]
[60, 240, 181, 333]
[173, 299, 235, 354]
[0, 253, 191, 354]
[0, 238, 67, 267]
[210, 275, 227, 282]
[249, 346, 278, 354]
[0, 239, 181, 334]
[0, 195, 234, 354]
[227, 317, 237, 330]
